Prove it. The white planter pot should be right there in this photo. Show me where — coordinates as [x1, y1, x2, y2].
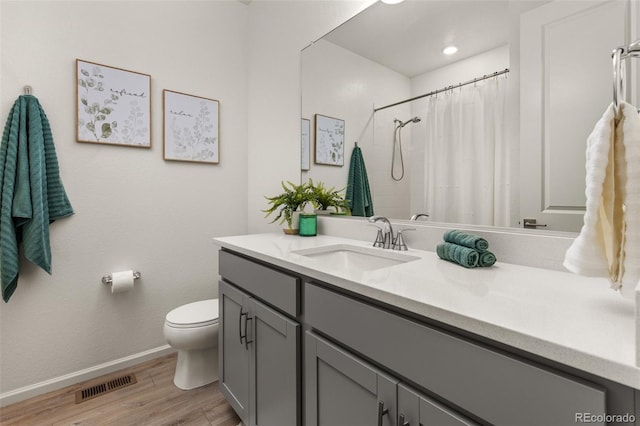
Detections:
[283, 211, 301, 234]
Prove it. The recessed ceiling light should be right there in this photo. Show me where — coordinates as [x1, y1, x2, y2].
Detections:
[443, 46, 458, 55]
[381, 0, 405, 4]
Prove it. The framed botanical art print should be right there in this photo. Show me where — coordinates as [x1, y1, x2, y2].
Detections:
[163, 89, 220, 164]
[314, 114, 344, 166]
[76, 59, 151, 148]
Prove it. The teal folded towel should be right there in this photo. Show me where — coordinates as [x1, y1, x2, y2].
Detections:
[443, 230, 489, 251]
[478, 250, 496, 267]
[436, 242, 479, 268]
[0, 95, 74, 302]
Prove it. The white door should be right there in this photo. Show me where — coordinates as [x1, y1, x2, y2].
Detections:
[520, 0, 631, 232]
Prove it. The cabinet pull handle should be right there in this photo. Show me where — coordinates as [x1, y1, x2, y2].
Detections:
[244, 316, 253, 350]
[239, 310, 248, 345]
[377, 401, 389, 426]
[399, 414, 410, 426]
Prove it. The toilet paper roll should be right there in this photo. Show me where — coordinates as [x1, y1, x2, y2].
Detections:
[111, 270, 135, 294]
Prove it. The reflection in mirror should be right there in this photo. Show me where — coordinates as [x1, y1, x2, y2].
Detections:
[301, 0, 635, 232]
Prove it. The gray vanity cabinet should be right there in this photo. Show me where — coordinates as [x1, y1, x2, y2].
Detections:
[217, 247, 635, 426]
[305, 282, 607, 426]
[219, 250, 301, 426]
[305, 331, 398, 426]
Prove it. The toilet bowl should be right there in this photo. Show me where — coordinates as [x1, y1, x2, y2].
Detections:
[163, 299, 219, 390]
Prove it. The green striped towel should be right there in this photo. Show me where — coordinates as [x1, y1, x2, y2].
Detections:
[439, 230, 497, 268]
[443, 230, 489, 251]
[346, 145, 374, 217]
[478, 250, 496, 267]
[436, 242, 479, 268]
[0, 95, 74, 302]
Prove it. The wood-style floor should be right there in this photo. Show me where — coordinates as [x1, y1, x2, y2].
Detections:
[0, 353, 241, 426]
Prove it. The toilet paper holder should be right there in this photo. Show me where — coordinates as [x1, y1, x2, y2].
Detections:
[102, 271, 141, 285]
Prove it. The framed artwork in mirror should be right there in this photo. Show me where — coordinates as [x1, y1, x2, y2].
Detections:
[301, 118, 310, 170]
[163, 89, 220, 164]
[76, 59, 151, 148]
[314, 114, 344, 166]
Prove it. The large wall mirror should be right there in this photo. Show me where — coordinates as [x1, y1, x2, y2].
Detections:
[301, 0, 635, 232]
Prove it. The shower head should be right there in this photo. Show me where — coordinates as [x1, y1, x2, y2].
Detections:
[399, 116, 421, 127]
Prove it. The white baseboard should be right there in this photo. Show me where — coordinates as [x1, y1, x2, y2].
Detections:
[0, 345, 176, 407]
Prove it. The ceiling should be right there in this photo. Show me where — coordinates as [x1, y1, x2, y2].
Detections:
[323, 0, 510, 78]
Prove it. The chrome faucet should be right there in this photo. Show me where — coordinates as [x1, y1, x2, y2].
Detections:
[410, 213, 429, 221]
[368, 216, 394, 249]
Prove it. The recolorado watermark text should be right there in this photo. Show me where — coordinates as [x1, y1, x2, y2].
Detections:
[575, 413, 635, 423]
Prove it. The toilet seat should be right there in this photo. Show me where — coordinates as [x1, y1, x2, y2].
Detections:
[165, 299, 219, 328]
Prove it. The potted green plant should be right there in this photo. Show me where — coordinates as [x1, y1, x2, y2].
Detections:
[263, 180, 314, 234]
[309, 179, 350, 215]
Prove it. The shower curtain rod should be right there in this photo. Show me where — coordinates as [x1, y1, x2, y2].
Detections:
[373, 68, 510, 112]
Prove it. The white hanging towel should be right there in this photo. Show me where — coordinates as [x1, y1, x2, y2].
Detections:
[564, 101, 640, 299]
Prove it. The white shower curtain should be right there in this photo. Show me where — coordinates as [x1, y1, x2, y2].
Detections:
[422, 77, 509, 226]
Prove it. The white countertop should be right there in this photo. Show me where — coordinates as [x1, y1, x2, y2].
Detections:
[214, 233, 639, 389]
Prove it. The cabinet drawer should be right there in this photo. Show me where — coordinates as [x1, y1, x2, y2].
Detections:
[305, 283, 606, 426]
[219, 250, 299, 317]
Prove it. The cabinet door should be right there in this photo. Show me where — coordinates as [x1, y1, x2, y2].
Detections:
[219, 281, 250, 423]
[398, 383, 479, 426]
[248, 297, 300, 426]
[305, 331, 398, 426]
[519, 0, 630, 231]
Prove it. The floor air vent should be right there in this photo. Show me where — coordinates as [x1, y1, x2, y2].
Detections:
[75, 373, 137, 404]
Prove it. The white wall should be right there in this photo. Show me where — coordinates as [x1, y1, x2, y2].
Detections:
[369, 103, 413, 219]
[0, 0, 248, 400]
[301, 39, 410, 215]
[246, 0, 374, 232]
[410, 45, 509, 101]
[0, 0, 375, 404]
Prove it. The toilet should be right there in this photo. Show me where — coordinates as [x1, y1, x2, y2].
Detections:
[163, 299, 219, 390]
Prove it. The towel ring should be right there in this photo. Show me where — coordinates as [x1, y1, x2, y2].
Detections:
[613, 47, 625, 113]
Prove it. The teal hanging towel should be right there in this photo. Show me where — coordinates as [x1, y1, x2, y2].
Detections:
[0, 95, 74, 302]
[346, 144, 374, 217]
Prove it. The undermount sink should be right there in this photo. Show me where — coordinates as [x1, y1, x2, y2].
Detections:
[291, 244, 420, 272]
